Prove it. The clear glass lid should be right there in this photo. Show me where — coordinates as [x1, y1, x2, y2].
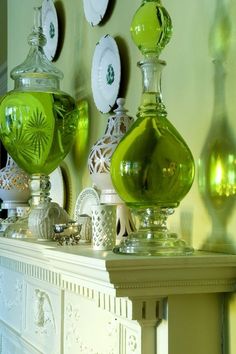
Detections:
[11, 6, 63, 91]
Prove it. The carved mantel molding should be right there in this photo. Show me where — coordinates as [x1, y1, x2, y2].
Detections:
[0, 236, 236, 323]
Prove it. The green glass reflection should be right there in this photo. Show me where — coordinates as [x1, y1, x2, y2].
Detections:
[199, 0, 236, 251]
[73, 99, 89, 169]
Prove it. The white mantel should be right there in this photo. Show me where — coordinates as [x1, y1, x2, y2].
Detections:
[0, 236, 236, 354]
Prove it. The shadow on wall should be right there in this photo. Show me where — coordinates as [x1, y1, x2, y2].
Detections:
[198, 0, 236, 254]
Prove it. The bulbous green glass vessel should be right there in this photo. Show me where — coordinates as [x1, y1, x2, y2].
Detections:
[111, 59, 195, 255]
[0, 9, 77, 176]
[111, 60, 194, 209]
[110, 0, 195, 255]
[0, 91, 77, 175]
[0, 7, 78, 240]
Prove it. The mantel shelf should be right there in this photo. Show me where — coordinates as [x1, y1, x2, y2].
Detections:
[1, 236, 236, 298]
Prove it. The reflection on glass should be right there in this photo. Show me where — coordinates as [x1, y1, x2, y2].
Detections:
[198, 0, 236, 252]
[73, 99, 89, 169]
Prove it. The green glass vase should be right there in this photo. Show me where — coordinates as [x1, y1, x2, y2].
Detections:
[110, 0, 195, 255]
[0, 7, 78, 239]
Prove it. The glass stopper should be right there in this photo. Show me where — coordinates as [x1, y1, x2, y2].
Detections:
[130, 0, 173, 58]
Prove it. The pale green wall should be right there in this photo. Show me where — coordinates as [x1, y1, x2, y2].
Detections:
[0, 0, 7, 66]
[5, 0, 236, 351]
[7, 0, 236, 249]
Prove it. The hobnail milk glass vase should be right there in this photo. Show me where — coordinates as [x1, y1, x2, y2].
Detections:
[0, 7, 78, 239]
[110, 0, 195, 255]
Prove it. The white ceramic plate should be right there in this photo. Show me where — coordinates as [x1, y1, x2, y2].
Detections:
[50, 167, 65, 207]
[91, 35, 121, 113]
[83, 0, 109, 26]
[41, 0, 59, 61]
[74, 187, 100, 218]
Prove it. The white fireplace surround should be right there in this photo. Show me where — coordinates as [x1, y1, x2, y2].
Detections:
[0, 236, 236, 354]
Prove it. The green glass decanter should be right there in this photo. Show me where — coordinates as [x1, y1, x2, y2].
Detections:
[110, 0, 195, 255]
[0, 7, 78, 239]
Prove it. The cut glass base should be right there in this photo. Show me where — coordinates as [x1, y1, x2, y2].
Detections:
[113, 231, 194, 256]
[113, 207, 194, 256]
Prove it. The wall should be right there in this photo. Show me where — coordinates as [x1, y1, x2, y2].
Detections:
[5, 0, 236, 351]
[0, 0, 7, 171]
[0, 0, 7, 95]
[0, 0, 7, 66]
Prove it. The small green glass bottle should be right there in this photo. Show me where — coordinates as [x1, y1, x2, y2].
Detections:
[110, 0, 195, 255]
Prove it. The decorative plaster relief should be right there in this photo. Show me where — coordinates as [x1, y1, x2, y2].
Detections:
[0, 256, 61, 288]
[0, 321, 43, 354]
[0, 267, 23, 331]
[33, 288, 56, 334]
[23, 280, 61, 354]
[64, 293, 119, 354]
[128, 334, 138, 352]
[0, 270, 23, 312]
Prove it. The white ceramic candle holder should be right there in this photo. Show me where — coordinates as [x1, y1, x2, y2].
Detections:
[91, 204, 116, 250]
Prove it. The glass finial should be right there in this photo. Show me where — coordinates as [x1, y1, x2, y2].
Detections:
[130, 0, 173, 57]
[10, 6, 63, 90]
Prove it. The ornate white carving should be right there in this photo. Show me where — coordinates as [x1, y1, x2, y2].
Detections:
[64, 299, 118, 354]
[33, 289, 56, 335]
[128, 334, 137, 352]
[0, 256, 62, 287]
[1, 236, 235, 354]
[0, 270, 23, 311]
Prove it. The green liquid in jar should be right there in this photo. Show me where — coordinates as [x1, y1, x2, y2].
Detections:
[0, 90, 78, 175]
[111, 109, 195, 208]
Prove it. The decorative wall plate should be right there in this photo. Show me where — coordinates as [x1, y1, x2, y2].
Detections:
[74, 187, 100, 218]
[83, 0, 109, 26]
[41, 0, 59, 61]
[91, 35, 121, 113]
[50, 167, 65, 208]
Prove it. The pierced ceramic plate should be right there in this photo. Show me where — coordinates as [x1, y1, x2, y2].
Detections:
[74, 187, 100, 218]
[42, 0, 59, 61]
[83, 0, 109, 26]
[91, 35, 121, 113]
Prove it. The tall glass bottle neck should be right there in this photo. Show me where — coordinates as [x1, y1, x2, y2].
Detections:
[138, 58, 167, 118]
[212, 59, 227, 119]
